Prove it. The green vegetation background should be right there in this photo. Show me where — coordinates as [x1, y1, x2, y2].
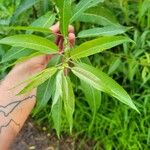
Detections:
[0, 0, 150, 149]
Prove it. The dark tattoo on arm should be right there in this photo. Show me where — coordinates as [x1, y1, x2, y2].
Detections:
[0, 95, 36, 117]
[0, 95, 36, 133]
[0, 119, 20, 133]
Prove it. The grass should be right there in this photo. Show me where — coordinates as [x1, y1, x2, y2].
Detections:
[0, 0, 150, 149]
[33, 90, 150, 149]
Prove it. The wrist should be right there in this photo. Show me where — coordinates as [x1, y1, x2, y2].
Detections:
[0, 79, 9, 91]
[0, 78, 14, 98]
[0, 73, 28, 96]
[0, 76, 37, 101]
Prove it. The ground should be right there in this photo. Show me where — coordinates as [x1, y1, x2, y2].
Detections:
[11, 121, 74, 150]
[11, 120, 93, 150]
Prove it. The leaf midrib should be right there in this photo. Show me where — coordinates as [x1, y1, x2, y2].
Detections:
[78, 27, 124, 37]
[71, 0, 94, 22]
[2, 48, 25, 62]
[72, 67, 101, 88]
[81, 12, 117, 25]
[41, 79, 51, 105]
[71, 38, 127, 58]
[4, 41, 56, 52]
[43, 14, 54, 27]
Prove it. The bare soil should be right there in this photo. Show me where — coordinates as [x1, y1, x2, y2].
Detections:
[10, 121, 93, 150]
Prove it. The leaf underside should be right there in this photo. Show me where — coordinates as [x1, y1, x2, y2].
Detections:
[70, 36, 132, 59]
[72, 62, 139, 113]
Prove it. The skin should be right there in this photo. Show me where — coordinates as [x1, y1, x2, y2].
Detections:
[0, 23, 75, 150]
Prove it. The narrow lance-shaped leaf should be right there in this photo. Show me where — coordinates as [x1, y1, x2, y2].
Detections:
[81, 80, 101, 114]
[0, 52, 41, 72]
[34, 78, 53, 115]
[1, 47, 34, 64]
[51, 71, 63, 137]
[19, 67, 57, 94]
[72, 63, 139, 112]
[0, 46, 5, 56]
[1, 12, 56, 64]
[52, 71, 63, 107]
[1, 26, 51, 33]
[34, 56, 61, 115]
[11, 0, 40, 24]
[15, 52, 42, 64]
[43, 0, 49, 13]
[108, 57, 121, 75]
[27, 12, 56, 34]
[62, 75, 75, 133]
[55, 0, 72, 36]
[70, 36, 132, 59]
[47, 55, 61, 68]
[0, 34, 59, 54]
[77, 6, 119, 26]
[70, 0, 104, 23]
[81, 80, 101, 132]
[30, 12, 55, 28]
[80, 57, 101, 114]
[138, 0, 150, 21]
[78, 26, 129, 38]
[51, 98, 62, 137]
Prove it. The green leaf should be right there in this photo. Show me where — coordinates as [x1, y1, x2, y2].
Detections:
[0, 52, 41, 71]
[78, 26, 128, 38]
[127, 59, 138, 81]
[0, 46, 5, 57]
[31, 12, 56, 28]
[72, 63, 139, 112]
[1, 26, 51, 33]
[43, 0, 49, 13]
[77, 6, 119, 26]
[108, 58, 121, 75]
[51, 98, 62, 137]
[81, 80, 101, 114]
[1, 12, 56, 63]
[47, 55, 61, 67]
[70, 36, 132, 59]
[55, 0, 72, 36]
[52, 71, 63, 107]
[0, 62, 15, 72]
[62, 75, 75, 133]
[27, 12, 56, 34]
[70, 0, 104, 22]
[15, 52, 42, 64]
[0, 34, 58, 54]
[11, 0, 40, 24]
[34, 78, 54, 115]
[0, 19, 10, 26]
[19, 67, 57, 94]
[138, 0, 150, 21]
[80, 80, 101, 132]
[80, 57, 101, 114]
[1, 47, 34, 64]
[51, 71, 63, 137]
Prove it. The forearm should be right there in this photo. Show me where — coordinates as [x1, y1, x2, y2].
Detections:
[0, 78, 36, 150]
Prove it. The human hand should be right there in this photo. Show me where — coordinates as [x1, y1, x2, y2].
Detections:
[0, 23, 75, 149]
[50, 22, 75, 52]
[2, 23, 75, 93]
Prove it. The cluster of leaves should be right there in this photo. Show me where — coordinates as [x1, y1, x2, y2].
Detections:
[0, 0, 141, 137]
